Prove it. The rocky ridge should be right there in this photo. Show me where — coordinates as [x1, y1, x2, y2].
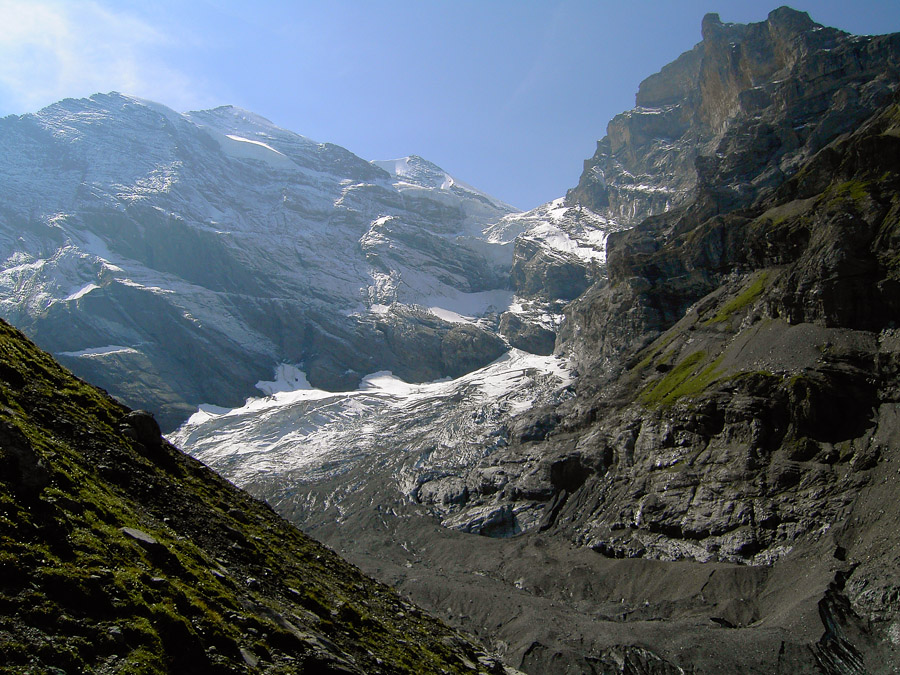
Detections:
[0, 317, 516, 674]
[568, 7, 900, 224]
[175, 8, 900, 673]
[545, 93, 900, 563]
[483, 199, 627, 355]
[482, 4, 900, 366]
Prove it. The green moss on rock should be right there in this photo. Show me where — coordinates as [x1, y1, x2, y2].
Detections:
[702, 271, 770, 326]
[0, 319, 502, 674]
[639, 350, 726, 407]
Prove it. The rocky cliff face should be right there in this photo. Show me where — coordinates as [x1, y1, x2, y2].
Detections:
[568, 7, 900, 226]
[496, 6, 900, 360]
[0, 95, 516, 430]
[462, 40, 900, 674]
[0, 318, 516, 674]
[174, 9, 900, 674]
[482, 198, 628, 356]
[546, 97, 900, 563]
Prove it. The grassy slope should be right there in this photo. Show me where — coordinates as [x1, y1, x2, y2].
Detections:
[0, 319, 502, 674]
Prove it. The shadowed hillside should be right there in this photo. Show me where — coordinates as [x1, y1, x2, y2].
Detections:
[0, 318, 514, 674]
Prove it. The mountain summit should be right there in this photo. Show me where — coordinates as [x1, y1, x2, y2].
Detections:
[0, 93, 516, 429]
[568, 6, 900, 225]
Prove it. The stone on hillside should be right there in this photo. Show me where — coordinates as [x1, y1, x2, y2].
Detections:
[0, 421, 50, 501]
[120, 410, 163, 452]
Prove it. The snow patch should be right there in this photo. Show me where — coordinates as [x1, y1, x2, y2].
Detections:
[209, 130, 297, 170]
[65, 283, 99, 301]
[226, 134, 286, 156]
[359, 371, 417, 396]
[525, 223, 606, 262]
[428, 307, 471, 323]
[256, 364, 313, 395]
[418, 288, 514, 319]
[482, 199, 622, 264]
[184, 403, 240, 427]
[59, 345, 139, 358]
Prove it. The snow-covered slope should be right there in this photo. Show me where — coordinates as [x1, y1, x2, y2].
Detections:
[0, 93, 519, 428]
[484, 198, 616, 261]
[171, 349, 573, 536]
[373, 155, 518, 236]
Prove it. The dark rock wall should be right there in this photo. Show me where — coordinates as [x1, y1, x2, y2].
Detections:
[481, 92, 900, 674]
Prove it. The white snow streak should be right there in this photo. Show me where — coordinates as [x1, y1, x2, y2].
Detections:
[59, 345, 138, 357]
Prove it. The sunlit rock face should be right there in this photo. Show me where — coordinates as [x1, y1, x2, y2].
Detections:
[568, 7, 900, 226]
[489, 7, 900, 363]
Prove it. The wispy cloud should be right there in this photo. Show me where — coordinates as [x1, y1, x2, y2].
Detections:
[0, 0, 212, 114]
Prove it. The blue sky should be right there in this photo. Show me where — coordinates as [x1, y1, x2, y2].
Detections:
[2, 1, 899, 210]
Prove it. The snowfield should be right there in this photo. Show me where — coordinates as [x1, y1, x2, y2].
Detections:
[483, 197, 624, 265]
[171, 349, 572, 488]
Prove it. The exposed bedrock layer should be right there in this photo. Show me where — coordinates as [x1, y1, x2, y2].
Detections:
[568, 7, 900, 228]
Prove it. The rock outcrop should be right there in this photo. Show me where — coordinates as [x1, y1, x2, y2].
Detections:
[538, 90, 900, 568]
[568, 7, 900, 227]
[484, 198, 625, 357]
[487, 6, 900, 369]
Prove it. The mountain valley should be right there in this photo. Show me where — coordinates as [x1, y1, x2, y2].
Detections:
[2, 5, 900, 674]
[0, 318, 515, 674]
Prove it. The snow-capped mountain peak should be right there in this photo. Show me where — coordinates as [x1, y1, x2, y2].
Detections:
[372, 155, 518, 236]
[374, 154, 463, 190]
[0, 92, 522, 429]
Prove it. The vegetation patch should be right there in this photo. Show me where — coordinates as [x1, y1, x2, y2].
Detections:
[756, 197, 816, 228]
[702, 271, 770, 326]
[639, 350, 725, 407]
[825, 179, 872, 206]
[628, 331, 680, 374]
